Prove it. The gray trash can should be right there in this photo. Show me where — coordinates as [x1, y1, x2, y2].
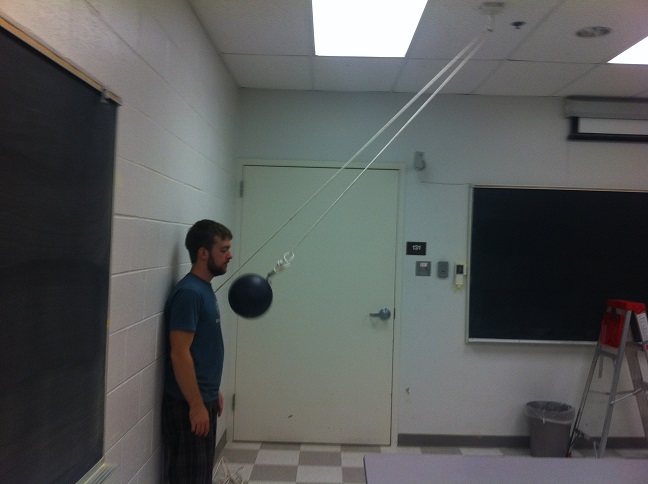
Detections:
[525, 401, 575, 457]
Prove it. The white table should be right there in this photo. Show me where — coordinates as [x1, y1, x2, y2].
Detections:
[364, 453, 647, 484]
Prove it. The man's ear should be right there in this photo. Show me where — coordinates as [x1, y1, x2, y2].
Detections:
[197, 246, 209, 260]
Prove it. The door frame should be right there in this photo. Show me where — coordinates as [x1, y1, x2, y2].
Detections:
[228, 158, 405, 446]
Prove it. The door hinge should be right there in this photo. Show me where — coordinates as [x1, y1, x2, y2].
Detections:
[232, 393, 235, 411]
[239, 181, 244, 197]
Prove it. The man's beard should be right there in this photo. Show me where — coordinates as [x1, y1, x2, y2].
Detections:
[207, 254, 227, 277]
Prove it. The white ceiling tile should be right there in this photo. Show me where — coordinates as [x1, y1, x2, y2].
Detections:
[556, 64, 648, 98]
[224, 54, 312, 90]
[407, 0, 487, 59]
[188, 0, 648, 97]
[511, 0, 648, 63]
[190, 0, 313, 55]
[313, 57, 404, 92]
[476, 0, 565, 59]
[476, 61, 593, 96]
[396, 59, 502, 94]
[408, 0, 563, 60]
[395, 59, 453, 93]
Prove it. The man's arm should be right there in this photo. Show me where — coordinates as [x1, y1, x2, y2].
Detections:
[169, 329, 210, 437]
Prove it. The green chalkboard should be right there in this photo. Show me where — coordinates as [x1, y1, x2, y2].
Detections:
[469, 186, 648, 343]
[0, 25, 116, 482]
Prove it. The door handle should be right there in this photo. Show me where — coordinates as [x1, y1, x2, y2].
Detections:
[370, 308, 391, 320]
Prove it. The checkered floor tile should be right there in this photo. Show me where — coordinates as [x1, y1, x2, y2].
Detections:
[215, 441, 644, 484]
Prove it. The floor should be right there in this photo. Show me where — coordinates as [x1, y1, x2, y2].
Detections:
[215, 441, 648, 484]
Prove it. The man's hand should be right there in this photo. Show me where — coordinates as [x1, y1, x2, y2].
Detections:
[189, 402, 210, 437]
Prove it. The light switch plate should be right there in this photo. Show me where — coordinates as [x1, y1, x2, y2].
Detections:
[437, 260, 449, 278]
[416, 261, 431, 276]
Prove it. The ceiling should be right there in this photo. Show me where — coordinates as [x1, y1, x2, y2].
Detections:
[188, 0, 648, 98]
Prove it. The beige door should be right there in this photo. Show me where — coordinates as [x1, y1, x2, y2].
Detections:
[233, 164, 399, 444]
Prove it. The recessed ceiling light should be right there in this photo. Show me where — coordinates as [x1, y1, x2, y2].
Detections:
[312, 0, 428, 57]
[575, 26, 612, 38]
[609, 35, 648, 65]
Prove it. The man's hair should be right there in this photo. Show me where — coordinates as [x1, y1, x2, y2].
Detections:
[185, 220, 232, 263]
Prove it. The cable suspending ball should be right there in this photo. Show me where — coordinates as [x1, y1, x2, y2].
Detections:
[228, 273, 273, 318]
[220, 22, 492, 320]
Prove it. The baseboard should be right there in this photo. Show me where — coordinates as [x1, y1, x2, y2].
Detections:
[398, 434, 528, 448]
[398, 434, 647, 449]
[571, 436, 647, 449]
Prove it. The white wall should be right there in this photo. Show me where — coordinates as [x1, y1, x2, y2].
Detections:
[236, 90, 648, 439]
[0, 1, 238, 482]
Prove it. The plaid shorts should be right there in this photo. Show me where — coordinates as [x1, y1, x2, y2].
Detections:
[162, 394, 218, 484]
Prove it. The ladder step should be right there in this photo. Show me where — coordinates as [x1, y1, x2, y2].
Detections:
[605, 299, 646, 313]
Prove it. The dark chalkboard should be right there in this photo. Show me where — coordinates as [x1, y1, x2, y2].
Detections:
[468, 186, 648, 343]
[0, 24, 116, 482]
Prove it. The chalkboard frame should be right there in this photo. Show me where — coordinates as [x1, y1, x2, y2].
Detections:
[467, 185, 648, 344]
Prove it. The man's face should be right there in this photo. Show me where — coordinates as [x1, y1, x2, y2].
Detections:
[207, 237, 232, 277]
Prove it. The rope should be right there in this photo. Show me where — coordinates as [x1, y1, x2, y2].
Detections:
[215, 24, 492, 292]
[288, 31, 489, 254]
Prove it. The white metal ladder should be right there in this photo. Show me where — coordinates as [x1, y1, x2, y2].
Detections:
[569, 299, 648, 457]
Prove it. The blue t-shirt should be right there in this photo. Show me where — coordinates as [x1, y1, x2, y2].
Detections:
[163, 273, 224, 403]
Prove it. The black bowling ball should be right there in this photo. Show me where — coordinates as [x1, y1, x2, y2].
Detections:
[228, 273, 273, 318]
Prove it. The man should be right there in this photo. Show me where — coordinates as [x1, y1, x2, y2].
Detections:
[162, 220, 233, 483]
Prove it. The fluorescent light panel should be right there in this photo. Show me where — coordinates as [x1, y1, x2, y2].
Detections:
[609, 35, 648, 65]
[312, 0, 427, 57]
